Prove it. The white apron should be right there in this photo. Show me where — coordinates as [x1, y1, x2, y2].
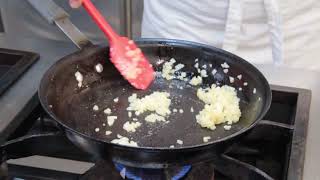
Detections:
[142, 0, 320, 70]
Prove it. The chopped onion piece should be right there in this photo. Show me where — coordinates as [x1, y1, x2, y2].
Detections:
[93, 105, 99, 111]
[253, 88, 257, 94]
[203, 136, 211, 143]
[95, 63, 103, 73]
[104, 108, 112, 114]
[75, 71, 83, 87]
[123, 121, 141, 133]
[221, 62, 230, 68]
[224, 125, 232, 130]
[175, 63, 185, 71]
[229, 76, 235, 83]
[189, 76, 202, 86]
[212, 69, 217, 76]
[200, 69, 208, 77]
[111, 136, 138, 147]
[145, 113, 166, 123]
[107, 116, 117, 126]
[177, 139, 183, 145]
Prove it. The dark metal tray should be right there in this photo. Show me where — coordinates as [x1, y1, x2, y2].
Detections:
[0, 48, 39, 96]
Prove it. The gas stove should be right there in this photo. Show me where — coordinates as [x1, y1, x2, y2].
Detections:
[0, 85, 311, 180]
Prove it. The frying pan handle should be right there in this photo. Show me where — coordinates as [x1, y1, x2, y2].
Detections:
[27, 0, 92, 49]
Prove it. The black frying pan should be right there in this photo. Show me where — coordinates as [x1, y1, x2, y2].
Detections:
[32, 0, 271, 168]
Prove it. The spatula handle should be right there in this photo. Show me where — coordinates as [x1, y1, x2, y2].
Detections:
[82, 0, 118, 42]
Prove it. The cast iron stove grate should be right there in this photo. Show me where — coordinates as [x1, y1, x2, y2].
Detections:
[0, 85, 311, 180]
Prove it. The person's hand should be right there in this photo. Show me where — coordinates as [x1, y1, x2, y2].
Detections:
[69, 0, 82, 8]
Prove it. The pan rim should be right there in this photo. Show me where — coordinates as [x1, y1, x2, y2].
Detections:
[38, 38, 272, 151]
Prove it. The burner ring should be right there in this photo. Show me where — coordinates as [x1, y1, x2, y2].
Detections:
[114, 163, 192, 180]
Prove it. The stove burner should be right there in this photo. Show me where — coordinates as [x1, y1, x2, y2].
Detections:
[114, 163, 192, 180]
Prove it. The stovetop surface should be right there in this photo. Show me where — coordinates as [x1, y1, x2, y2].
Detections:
[0, 85, 311, 180]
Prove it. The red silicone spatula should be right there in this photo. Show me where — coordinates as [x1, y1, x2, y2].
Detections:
[82, 0, 154, 90]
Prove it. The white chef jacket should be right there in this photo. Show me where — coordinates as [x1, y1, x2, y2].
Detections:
[142, 0, 320, 70]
